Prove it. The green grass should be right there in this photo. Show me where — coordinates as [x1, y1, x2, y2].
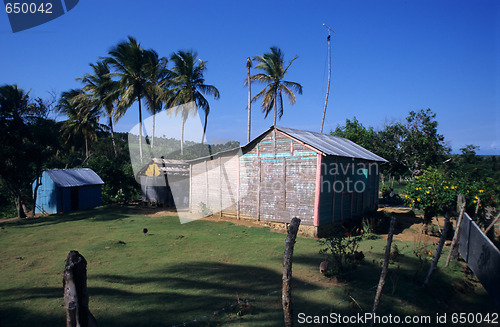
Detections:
[0, 205, 496, 326]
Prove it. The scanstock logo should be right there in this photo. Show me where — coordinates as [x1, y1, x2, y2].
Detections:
[4, 0, 79, 33]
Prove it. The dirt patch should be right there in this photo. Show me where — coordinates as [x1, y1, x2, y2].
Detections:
[0, 217, 20, 223]
[143, 209, 180, 217]
[377, 208, 445, 244]
[201, 215, 271, 229]
[0, 212, 50, 224]
[134, 205, 452, 244]
[134, 206, 271, 229]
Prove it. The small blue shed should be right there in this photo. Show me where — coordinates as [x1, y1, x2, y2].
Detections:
[33, 168, 104, 214]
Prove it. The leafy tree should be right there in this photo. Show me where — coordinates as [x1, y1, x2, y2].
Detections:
[331, 117, 378, 151]
[167, 50, 220, 155]
[378, 109, 449, 176]
[0, 85, 60, 218]
[249, 46, 303, 126]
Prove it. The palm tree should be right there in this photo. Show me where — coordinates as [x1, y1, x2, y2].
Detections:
[167, 50, 220, 156]
[57, 89, 103, 160]
[143, 51, 169, 150]
[105, 36, 156, 163]
[250, 47, 303, 126]
[78, 61, 119, 156]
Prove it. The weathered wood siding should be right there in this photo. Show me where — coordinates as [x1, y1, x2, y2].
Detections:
[239, 131, 317, 225]
[189, 153, 239, 215]
[318, 156, 380, 224]
[188, 129, 381, 231]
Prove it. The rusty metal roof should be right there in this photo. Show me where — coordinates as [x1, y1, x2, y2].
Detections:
[254, 126, 387, 162]
[45, 168, 104, 187]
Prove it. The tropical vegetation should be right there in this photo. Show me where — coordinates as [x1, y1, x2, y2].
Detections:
[248, 46, 303, 126]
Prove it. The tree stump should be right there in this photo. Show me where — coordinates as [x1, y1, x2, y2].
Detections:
[63, 250, 97, 327]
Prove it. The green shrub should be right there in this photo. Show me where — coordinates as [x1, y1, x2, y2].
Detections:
[318, 225, 365, 275]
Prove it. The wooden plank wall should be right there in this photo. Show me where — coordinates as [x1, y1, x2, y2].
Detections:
[318, 156, 380, 225]
[189, 154, 239, 215]
[239, 131, 317, 225]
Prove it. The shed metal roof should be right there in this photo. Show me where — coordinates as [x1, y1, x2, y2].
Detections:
[245, 126, 387, 162]
[45, 168, 104, 187]
[146, 158, 189, 176]
[276, 126, 387, 162]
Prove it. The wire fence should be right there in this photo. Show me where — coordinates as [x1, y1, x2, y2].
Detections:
[458, 212, 500, 308]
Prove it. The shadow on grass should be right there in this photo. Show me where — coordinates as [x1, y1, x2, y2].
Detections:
[0, 205, 140, 229]
[292, 247, 498, 326]
[1, 256, 497, 327]
[0, 306, 63, 327]
[0, 262, 327, 327]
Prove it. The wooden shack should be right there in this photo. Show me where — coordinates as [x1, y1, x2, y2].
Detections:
[33, 168, 104, 214]
[188, 126, 387, 237]
[139, 158, 189, 207]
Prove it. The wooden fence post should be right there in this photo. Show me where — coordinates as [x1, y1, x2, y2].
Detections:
[371, 215, 396, 325]
[424, 214, 451, 286]
[485, 212, 500, 235]
[282, 217, 301, 327]
[63, 250, 97, 327]
[445, 203, 466, 267]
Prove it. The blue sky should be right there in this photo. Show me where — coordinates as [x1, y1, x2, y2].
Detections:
[1, 0, 499, 154]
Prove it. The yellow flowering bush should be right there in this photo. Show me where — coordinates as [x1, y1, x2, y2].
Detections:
[405, 168, 494, 225]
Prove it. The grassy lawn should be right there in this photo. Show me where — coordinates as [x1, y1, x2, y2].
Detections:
[0, 205, 496, 326]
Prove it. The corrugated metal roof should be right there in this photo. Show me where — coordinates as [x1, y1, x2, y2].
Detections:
[150, 158, 189, 176]
[275, 126, 387, 162]
[45, 168, 104, 187]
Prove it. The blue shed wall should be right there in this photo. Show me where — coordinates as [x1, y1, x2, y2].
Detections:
[33, 171, 58, 214]
[60, 187, 71, 213]
[317, 157, 380, 226]
[78, 185, 102, 210]
[34, 172, 103, 214]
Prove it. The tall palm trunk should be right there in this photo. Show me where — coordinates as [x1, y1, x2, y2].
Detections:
[180, 117, 185, 156]
[84, 134, 89, 160]
[201, 112, 207, 147]
[201, 112, 212, 156]
[247, 57, 252, 143]
[152, 113, 155, 150]
[138, 95, 143, 163]
[273, 90, 278, 126]
[109, 116, 117, 157]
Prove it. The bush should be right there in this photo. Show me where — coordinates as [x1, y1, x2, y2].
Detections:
[318, 225, 365, 275]
[405, 167, 495, 227]
[85, 155, 140, 204]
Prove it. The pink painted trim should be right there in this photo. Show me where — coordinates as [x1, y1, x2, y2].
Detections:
[313, 154, 323, 227]
[237, 155, 240, 220]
